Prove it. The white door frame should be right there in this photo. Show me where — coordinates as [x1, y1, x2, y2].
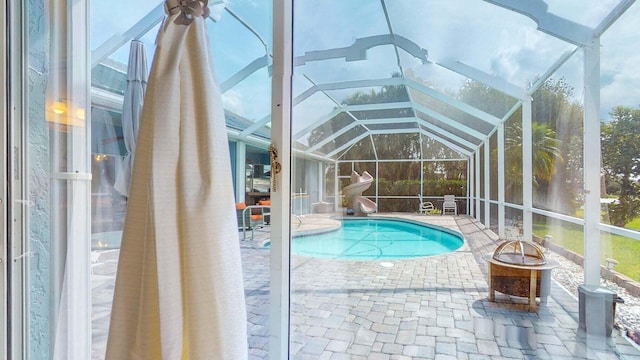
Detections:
[5, 0, 29, 357]
[3, 1, 28, 357]
[3, 1, 92, 357]
[270, 0, 293, 358]
[1, 0, 9, 356]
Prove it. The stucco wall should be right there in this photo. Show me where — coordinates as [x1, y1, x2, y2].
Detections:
[28, 0, 52, 358]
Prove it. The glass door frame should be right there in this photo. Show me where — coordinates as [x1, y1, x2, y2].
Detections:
[270, 0, 293, 358]
[5, 0, 27, 357]
[1, 0, 9, 356]
[4, 0, 92, 357]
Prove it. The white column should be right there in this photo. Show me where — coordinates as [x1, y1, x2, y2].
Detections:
[484, 141, 491, 227]
[522, 97, 533, 241]
[235, 141, 246, 203]
[271, 0, 292, 358]
[475, 151, 481, 222]
[333, 161, 339, 211]
[497, 123, 505, 238]
[419, 137, 424, 199]
[48, 0, 91, 358]
[583, 37, 601, 287]
[420, 160, 424, 198]
[375, 160, 379, 205]
[468, 159, 473, 216]
[317, 161, 324, 202]
[236, 140, 247, 203]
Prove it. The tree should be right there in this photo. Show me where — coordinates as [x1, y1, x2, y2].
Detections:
[458, 79, 516, 116]
[503, 121, 562, 203]
[602, 106, 640, 226]
[531, 78, 583, 214]
[459, 79, 572, 210]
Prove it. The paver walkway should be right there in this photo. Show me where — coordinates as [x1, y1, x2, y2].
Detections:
[92, 213, 640, 359]
[243, 214, 640, 359]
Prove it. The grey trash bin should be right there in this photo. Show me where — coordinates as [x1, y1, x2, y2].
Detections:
[578, 285, 624, 337]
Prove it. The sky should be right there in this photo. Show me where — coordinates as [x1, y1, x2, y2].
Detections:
[91, 0, 640, 125]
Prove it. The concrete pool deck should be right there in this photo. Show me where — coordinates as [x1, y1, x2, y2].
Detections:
[91, 213, 640, 359]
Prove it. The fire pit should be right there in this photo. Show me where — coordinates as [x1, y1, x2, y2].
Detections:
[484, 240, 559, 312]
[493, 239, 546, 265]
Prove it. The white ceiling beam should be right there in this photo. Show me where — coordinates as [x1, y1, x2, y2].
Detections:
[325, 132, 371, 158]
[370, 128, 418, 135]
[404, 78, 501, 126]
[412, 103, 487, 140]
[484, 0, 593, 46]
[292, 108, 343, 139]
[437, 59, 526, 99]
[295, 99, 486, 155]
[289, 75, 485, 159]
[369, 133, 379, 161]
[293, 107, 344, 141]
[239, 114, 271, 137]
[91, 3, 164, 69]
[527, 49, 578, 95]
[415, 119, 478, 151]
[303, 74, 373, 134]
[224, 5, 270, 54]
[90, 87, 124, 111]
[594, 0, 636, 37]
[294, 77, 501, 127]
[303, 122, 362, 154]
[292, 101, 414, 140]
[333, 128, 472, 160]
[304, 117, 412, 154]
[341, 101, 414, 111]
[226, 130, 271, 148]
[360, 115, 479, 150]
[220, 55, 270, 93]
[419, 129, 472, 157]
[294, 34, 428, 66]
[305, 116, 475, 159]
[293, 77, 405, 106]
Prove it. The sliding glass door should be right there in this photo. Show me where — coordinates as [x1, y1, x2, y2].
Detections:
[10, 1, 92, 358]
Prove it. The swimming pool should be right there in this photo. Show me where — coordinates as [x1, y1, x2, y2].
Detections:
[292, 218, 463, 260]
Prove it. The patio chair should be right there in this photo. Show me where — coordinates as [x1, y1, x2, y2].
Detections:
[418, 194, 435, 215]
[236, 203, 264, 230]
[442, 195, 457, 215]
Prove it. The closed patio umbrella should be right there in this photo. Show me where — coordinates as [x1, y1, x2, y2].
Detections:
[114, 40, 148, 197]
[106, 1, 248, 359]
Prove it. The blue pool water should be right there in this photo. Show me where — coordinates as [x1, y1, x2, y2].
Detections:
[292, 218, 463, 260]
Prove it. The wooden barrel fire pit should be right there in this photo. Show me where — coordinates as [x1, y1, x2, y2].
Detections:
[484, 240, 559, 312]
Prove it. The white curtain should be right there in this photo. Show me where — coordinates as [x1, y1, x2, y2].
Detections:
[106, 1, 248, 358]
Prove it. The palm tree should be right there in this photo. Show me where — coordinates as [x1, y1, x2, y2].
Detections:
[503, 121, 562, 202]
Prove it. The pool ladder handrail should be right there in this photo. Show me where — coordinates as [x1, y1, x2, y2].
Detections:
[293, 214, 302, 229]
[242, 205, 270, 241]
[241, 206, 303, 241]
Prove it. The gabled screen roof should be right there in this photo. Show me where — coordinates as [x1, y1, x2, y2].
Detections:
[91, 0, 638, 161]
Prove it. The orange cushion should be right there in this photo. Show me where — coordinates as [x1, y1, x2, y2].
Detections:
[258, 200, 271, 206]
[235, 203, 246, 210]
[251, 214, 263, 221]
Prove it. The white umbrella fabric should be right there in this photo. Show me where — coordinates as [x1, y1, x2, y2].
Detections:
[114, 40, 148, 197]
[106, 1, 248, 358]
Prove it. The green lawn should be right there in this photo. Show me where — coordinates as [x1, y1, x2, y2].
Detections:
[625, 217, 640, 230]
[533, 220, 640, 282]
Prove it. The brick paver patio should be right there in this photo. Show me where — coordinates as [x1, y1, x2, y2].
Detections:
[92, 214, 640, 359]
